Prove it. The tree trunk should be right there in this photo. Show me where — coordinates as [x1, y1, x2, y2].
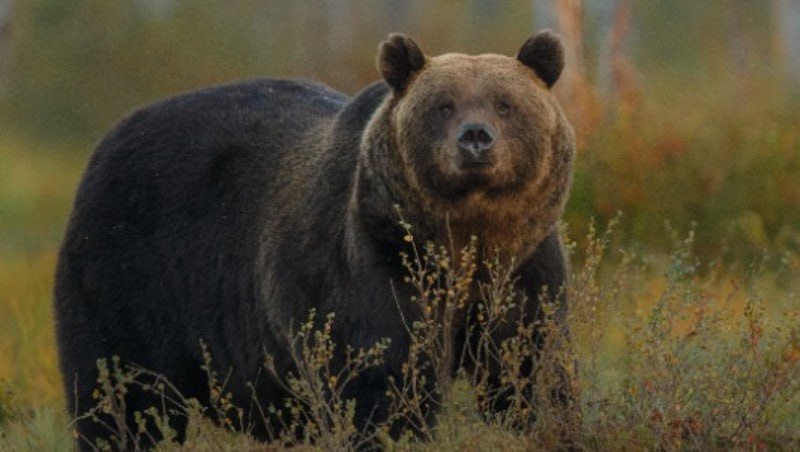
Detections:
[772, 0, 800, 83]
[0, 0, 12, 95]
[533, 0, 597, 140]
[607, 0, 639, 117]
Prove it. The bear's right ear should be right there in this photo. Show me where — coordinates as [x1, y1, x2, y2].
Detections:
[378, 34, 426, 93]
[517, 30, 565, 88]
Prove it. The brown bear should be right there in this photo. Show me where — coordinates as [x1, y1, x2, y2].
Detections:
[55, 31, 574, 449]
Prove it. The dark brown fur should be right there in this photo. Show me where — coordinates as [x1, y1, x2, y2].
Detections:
[55, 31, 574, 450]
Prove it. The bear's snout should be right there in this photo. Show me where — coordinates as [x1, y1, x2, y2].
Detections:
[456, 122, 496, 164]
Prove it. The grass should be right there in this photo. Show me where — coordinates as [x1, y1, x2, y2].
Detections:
[1, 132, 799, 450]
[0, 137, 85, 406]
[0, 137, 85, 450]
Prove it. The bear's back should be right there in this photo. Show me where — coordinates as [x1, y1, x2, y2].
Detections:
[55, 79, 350, 367]
[66, 77, 348, 236]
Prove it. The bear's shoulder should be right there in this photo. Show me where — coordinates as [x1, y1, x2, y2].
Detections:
[333, 81, 390, 129]
[322, 81, 390, 157]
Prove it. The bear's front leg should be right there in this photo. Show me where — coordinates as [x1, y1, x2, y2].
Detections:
[469, 230, 575, 429]
[323, 301, 441, 446]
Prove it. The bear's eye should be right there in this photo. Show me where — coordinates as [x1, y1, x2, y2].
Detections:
[438, 103, 454, 119]
[496, 100, 512, 116]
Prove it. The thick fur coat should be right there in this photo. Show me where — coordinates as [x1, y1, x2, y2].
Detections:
[55, 31, 574, 448]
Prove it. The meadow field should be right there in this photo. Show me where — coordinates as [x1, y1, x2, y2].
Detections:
[1, 105, 798, 450]
[1, 1, 800, 450]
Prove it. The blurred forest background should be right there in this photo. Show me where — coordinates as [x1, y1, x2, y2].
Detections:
[1, 0, 799, 436]
[1, 0, 799, 259]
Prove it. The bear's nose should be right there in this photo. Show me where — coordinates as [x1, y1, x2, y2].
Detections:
[457, 123, 496, 159]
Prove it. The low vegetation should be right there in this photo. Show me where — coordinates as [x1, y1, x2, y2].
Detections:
[2, 200, 797, 449]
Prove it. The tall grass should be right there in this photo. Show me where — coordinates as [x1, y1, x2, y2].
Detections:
[4, 213, 796, 451]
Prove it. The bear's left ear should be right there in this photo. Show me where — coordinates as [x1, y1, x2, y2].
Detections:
[378, 33, 426, 93]
[517, 30, 565, 88]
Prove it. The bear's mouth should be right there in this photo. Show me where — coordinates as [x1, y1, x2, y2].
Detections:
[449, 170, 494, 197]
[457, 153, 496, 175]
[460, 160, 493, 171]
[455, 159, 495, 189]
[417, 153, 505, 202]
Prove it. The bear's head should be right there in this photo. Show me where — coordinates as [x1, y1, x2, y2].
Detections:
[363, 31, 574, 259]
